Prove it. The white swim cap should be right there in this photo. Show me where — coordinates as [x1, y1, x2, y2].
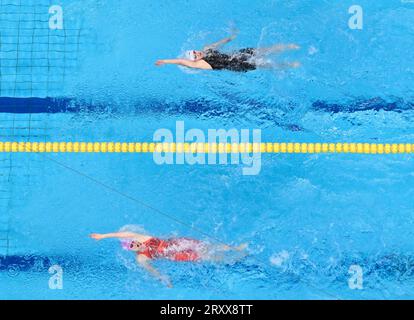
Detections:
[185, 50, 197, 61]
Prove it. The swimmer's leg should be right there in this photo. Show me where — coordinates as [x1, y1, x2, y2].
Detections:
[198, 243, 248, 263]
[254, 44, 300, 57]
[203, 244, 249, 262]
[256, 61, 301, 69]
[216, 243, 248, 252]
[276, 61, 301, 69]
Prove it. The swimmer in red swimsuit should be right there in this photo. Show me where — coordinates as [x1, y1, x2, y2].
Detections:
[90, 231, 247, 287]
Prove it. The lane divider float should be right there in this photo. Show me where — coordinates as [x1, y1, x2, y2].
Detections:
[0, 142, 413, 154]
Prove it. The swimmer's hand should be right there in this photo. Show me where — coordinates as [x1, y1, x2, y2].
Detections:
[90, 233, 105, 241]
[229, 28, 239, 40]
[155, 60, 166, 66]
[161, 275, 173, 288]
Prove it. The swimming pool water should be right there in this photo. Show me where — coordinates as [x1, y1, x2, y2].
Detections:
[1, 0, 414, 300]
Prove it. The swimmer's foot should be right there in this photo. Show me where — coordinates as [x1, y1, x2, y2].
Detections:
[274, 44, 300, 52]
[217, 243, 248, 252]
[289, 61, 301, 68]
[287, 44, 300, 50]
[235, 243, 248, 251]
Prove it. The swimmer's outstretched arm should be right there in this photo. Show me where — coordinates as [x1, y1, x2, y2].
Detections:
[155, 59, 211, 70]
[203, 38, 231, 51]
[203, 34, 237, 51]
[137, 255, 173, 288]
[156, 59, 195, 67]
[90, 232, 143, 241]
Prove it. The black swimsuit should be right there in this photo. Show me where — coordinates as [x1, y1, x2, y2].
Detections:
[203, 48, 257, 72]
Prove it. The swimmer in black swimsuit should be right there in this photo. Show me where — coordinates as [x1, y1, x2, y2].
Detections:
[155, 32, 301, 72]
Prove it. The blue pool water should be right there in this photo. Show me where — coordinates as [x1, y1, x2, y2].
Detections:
[1, 0, 414, 299]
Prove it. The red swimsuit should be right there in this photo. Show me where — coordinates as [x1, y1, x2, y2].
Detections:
[139, 238, 204, 262]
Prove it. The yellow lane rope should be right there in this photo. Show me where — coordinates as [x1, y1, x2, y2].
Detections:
[0, 142, 413, 154]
